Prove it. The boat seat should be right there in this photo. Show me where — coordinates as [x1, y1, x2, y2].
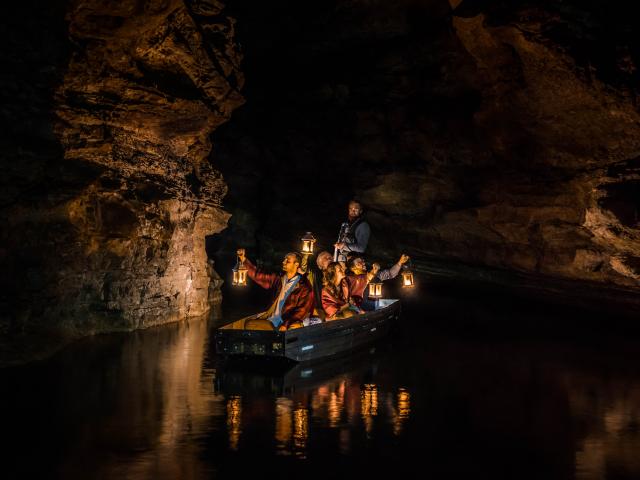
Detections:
[243, 318, 276, 331]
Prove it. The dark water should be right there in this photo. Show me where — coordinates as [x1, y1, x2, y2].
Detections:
[2, 285, 640, 480]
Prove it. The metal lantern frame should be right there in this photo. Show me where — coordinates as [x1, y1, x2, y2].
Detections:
[301, 231, 316, 255]
[401, 262, 415, 288]
[232, 256, 248, 287]
[368, 279, 383, 299]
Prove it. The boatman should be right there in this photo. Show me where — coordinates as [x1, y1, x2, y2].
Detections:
[237, 248, 314, 330]
[334, 200, 370, 262]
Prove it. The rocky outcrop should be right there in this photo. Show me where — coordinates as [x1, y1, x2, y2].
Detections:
[439, 2, 640, 286]
[0, 0, 243, 343]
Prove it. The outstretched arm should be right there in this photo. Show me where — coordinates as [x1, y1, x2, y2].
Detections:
[237, 248, 280, 290]
[377, 254, 410, 281]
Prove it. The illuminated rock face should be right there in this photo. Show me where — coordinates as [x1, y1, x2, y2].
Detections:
[0, 0, 243, 336]
[441, 4, 640, 286]
[214, 0, 640, 292]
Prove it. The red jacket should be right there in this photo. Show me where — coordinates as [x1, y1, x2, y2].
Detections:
[344, 273, 369, 306]
[321, 282, 350, 318]
[245, 259, 314, 328]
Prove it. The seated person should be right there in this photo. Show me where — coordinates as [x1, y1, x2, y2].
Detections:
[321, 262, 363, 320]
[237, 248, 314, 330]
[344, 256, 380, 306]
[300, 250, 333, 320]
[351, 254, 410, 310]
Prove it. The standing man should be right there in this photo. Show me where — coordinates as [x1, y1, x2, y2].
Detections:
[334, 200, 371, 262]
[237, 248, 314, 330]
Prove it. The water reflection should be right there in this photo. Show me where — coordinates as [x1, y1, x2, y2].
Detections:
[361, 384, 379, 437]
[293, 406, 309, 458]
[4, 304, 640, 479]
[393, 388, 411, 436]
[275, 397, 293, 454]
[566, 371, 640, 480]
[226, 396, 242, 451]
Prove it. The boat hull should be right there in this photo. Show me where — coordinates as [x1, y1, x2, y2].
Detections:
[214, 299, 401, 362]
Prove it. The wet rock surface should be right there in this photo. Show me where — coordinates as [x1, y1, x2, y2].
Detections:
[0, 0, 243, 351]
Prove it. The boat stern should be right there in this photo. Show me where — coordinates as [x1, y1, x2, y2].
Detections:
[214, 326, 286, 359]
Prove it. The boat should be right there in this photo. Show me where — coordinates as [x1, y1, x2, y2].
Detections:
[214, 299, 401, 363]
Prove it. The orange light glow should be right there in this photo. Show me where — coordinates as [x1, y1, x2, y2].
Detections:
[226, 396, 242, 450]
[301, 232, 316, 255]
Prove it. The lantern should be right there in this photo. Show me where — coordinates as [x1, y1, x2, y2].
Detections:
[368, 279, 382, 299]
[401, 267, 414, 288]
[301, 231, 316, 255]
[232, 257, 247, 286]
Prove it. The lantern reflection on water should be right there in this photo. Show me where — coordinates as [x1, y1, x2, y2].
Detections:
[226, 396, 242, 451]
[293, 406, 309, 458]
[301, 231, 316, 255]
[361, 384, 379, 436]
[275, 397, 293, 454]
[232, 256, 247, 286]
[393, 388, 411, 436]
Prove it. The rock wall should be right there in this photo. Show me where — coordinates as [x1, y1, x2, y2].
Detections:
[439, 1, 640, 286]
[0, 0, 243, 340]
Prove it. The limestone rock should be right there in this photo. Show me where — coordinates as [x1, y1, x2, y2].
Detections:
[0, 0, 243, 340]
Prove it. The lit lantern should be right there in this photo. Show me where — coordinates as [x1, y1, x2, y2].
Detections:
[368, 279, 382, 299]
[301, 231, 316, 255]
[232, 257, 247, 286]
[401, 267, 414, 288]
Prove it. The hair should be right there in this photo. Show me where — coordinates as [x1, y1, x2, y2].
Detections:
[316, 251, 333, 269]
[323, 262, 345, 301]
[286, 252, 302, 265]
[348, 199, 362, 209]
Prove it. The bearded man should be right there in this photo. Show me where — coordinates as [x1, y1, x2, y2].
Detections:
[334, 200, 370, 262]
[237, 248, 314, 330]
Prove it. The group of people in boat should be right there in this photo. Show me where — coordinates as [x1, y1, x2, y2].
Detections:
[236, 200, 410, 331]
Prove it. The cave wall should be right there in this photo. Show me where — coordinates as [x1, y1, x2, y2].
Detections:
[0, 0, 243, 339]
[2, 0, 640, 349]
[211, 0, 640, 292]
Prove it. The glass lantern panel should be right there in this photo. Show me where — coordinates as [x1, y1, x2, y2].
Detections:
[402, 272, 414, 287]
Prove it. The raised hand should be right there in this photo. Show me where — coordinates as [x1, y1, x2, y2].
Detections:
[236, 248, 246, 262]
[399, 254, 410, 265]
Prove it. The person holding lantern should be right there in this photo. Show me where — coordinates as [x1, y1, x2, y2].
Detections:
[334, 200, 370, 262]
[346, 254, 410, 306]
[343, 257, 381, 307]
[236, 248, 314, 330]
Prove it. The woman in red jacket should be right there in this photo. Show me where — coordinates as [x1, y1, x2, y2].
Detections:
[321, 262, 363, 320]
